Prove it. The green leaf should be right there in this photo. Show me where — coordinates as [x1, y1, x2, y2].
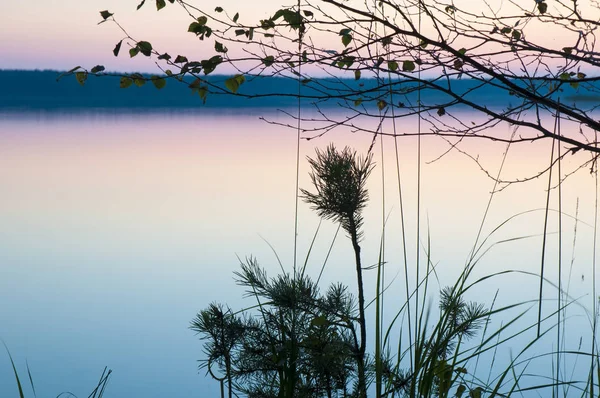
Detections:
[134, 78, 146, 87]
[341, 34, 352, 47]
[113, 40, 123, 57]
[301, 78, 312, 84]
[75, 72, 87, 86]
[354, 98, 362, 106]
[156, 0, 166, 10]
[469, 387, 482, 398]
[402, 60, 415, 72]
[233, 12, 239, 23]
[235, 29, 246, 36]
[302, 50, 307, 62]
[136, 0, 146, 10]
[225, 74, 245, 93]
[388, 60, 398, 71]
[158, 53, 171, 60]
[501, 27, 511, 34]
[303, 10, 313, 17]
[99, 10, 113, 20]
[214, 41, 228, 53]
[454, 59, 463, 69]
[456, 384, 466, 398]
[419, 39, 428, 48]
[120, 77, 133, 88]
[577, 72, 586, 79]
[559, 72, 570, 80]
[458, 48, 466, 55]
[262, 55, 275, 67]
[570, 81, 579, 89]
[215, 6, 223, 12]
[151, 76, 166, 89]
[197, 16, 208, 25]
[339, 28, 351, 35]
[137, 41, 152, 56]
[91, 65, 105, 73]
[197, 86, 208, 103]
[129, 47, 140, 58]
[174, 55, 188, 63]
[512, 30, 521, 40]
[377, 99, 387, 110]
[354, 70, 361, 80]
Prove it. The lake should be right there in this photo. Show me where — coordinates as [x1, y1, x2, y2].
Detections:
[0, 109, 598, 397]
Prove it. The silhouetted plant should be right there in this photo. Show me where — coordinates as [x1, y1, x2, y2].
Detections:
[301, 143, 375, 398]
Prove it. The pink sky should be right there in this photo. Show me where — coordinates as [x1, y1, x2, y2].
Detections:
[0, 1, 579, 74]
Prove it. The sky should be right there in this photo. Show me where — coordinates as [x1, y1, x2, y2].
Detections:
[0, 0, 578, 74]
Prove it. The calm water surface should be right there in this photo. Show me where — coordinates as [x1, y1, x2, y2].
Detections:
[0, 110, 598, 397]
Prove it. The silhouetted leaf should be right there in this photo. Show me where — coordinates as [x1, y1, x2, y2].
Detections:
[354, 98, 362, 106]
[377, 99, 387, 110]
[577, 72, 586, 79]
[454, 59, 463, 69]
[303, 10, 313, 17]
[225, 74, 245, 93]
[354, 70, 361, 80]
[388, 60, 398, 71]
[91, 65, 105, 74]
[233, 13, 239, 23]
[137, 41, 152, 56]
[136, 0, 146, 10]
[311, 316, 328, 327]
[120, 77, 133, 88]
[174, 55, 188, 63]
[134, 78, 146, 87]
[458, 48, 467, 55]
[129, 47, 140, 58]
[262, 55, 275, 67]
[456, 384, 466, 398]
[113, 40, 123, 57]
[197, 16, 208, 25]
[158, 53, 171, 60]
[341, 34, 352, 47]
[156, 0, 166, 10]
[437, 107, 446, 116]
[563, 47, 573, 54]
[75, 72, 87, 86]
[214, 41, 228, 53]
[99, 10, 113, 20]
[151, 76, 166, 89]
[214, 6, 223, 12]
[537, 1, 547, 13]
[235, 29, 246, 36]
[512, 30, 521, 40]
[402, 60, 415, 72]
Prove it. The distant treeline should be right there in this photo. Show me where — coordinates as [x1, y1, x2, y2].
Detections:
[0, 69, 595, 111]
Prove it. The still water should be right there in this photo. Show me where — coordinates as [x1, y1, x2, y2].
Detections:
[0, 110, 598, 397]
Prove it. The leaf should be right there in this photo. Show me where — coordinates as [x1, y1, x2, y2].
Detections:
[377, 99, 387, 110]
[388, 60, 398, 71]
[456, 384, 467, 398]
[136, 0, 146, 10]
[501, 27, 511, 34]
[197, 86, 208, 103]
[469, 387, 482, 398]
[562, 47, 573, 54]
[458, 48, 466, 55]
[215, 7, 223, 12]
[134, 78, 146, 87]
[303, 10, 313, 17]
[559, 72, 570, 80]
[577, 72, 586, 79]
[301, 79, 312, 84]
[235, 29, 246, 36]
[302, 50, 308, 62]
[174, 55, 188, 63]
[570, 81, 579, 89]
[419, 40, 428, 48]
[437, 107, 446, 116]
[129, 47, 140, 58]
[233, 12, 239, 23]
[537, 1, 547, 13]
[151, 76, 166, 89]
[156, 0, 166, 10]
[248, 28, 254, 40]
[99, 10, 113, 20]
[341, 34, 352, 47]
[512, 30, 521, 40]
[354, 98, 362, 106]
[137, 41, 152, 56]
[91, 65, 105, 74]
[214, 41, 228, 53]
[454, 59, 463, 69]
[354, 70, 361, 80]
[402, 60, 415, 72]
[197, 16, 208, 25]
[75, 72, 87, 86]
[262, 55, 275, 67]
[311, 316, 328, 327]
[158, 53, 171, 60]
[120, 77, 133, 88]
[225, 74, 245, 93]
[113, 40, 123, 57]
